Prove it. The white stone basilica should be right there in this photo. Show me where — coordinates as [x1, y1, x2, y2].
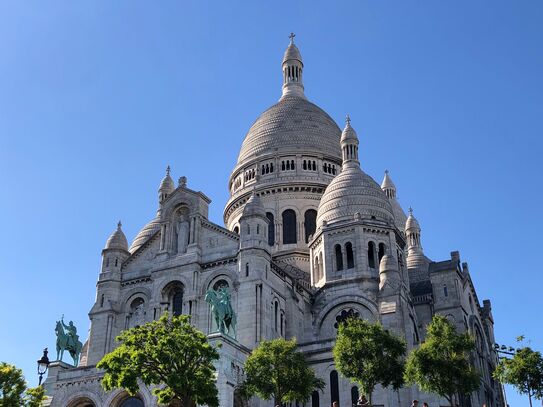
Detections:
[43, 37, 505, 407]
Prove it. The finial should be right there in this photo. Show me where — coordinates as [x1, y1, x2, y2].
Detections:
[345, 114, 351, 126]
[289, 32, 296, 44]
[385, 169, 389, 175]
[178, 176, 187, 188]
[117, 220, 122, 229]
[408, 207, 413, 215]
[166, 166, 171, 176]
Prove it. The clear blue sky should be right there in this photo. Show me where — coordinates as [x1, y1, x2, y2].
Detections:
[0, 1, 541, 405]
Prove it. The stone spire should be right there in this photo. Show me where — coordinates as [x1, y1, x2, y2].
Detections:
[381, 170, 396, 199]
[104, 220, 129, 251]
[281, 33, 305, 99]
[340, 115, 360, 167]
[159, 165, 175, 204]
[405, 208, 426, 269]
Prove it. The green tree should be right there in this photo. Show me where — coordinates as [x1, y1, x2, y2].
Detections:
[97, 313, 220, 407]
[493, 346, 543, 407]
[405, 315, 480, 407]
[333, 318, 406, 406]
[0, 362, 46, 407]
[241, 338, 324, 405]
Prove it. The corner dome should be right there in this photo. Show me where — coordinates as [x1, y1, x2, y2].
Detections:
[317, 165, 394, 227]
[129, 216, 161, 253]
[105, 222, 128, 251]
[236, 96, 342, 165]
[242, 192, 266, 218]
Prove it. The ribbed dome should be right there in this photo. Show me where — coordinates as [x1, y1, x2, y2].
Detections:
[237, 95, 341, 164]
[317, 165, 394, 227]
[104, 222, 128, 251]
[129, 215, 161, 253]
[283, 43, 302, 64]
[159, 166, 175, 194]
[405, 210, 420, 231]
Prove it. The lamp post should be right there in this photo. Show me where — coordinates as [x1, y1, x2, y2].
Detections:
[37, 348, 50, 386]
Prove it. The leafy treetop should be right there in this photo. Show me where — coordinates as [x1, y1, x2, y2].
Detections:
[97, 313, 220, 407]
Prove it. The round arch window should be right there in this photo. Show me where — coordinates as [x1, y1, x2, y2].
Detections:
[334, 308, 360, 330]
[119, 396, 144, 407]
[213, 279, 229, 291]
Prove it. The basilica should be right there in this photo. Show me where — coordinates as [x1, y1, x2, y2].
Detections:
[43, 37, 505, 407]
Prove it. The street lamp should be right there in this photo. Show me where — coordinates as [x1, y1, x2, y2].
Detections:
[37, 348, 50, 386]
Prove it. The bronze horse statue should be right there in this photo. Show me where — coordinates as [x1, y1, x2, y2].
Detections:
[205, 287, 236, 337]
[55, 319, 83, 366]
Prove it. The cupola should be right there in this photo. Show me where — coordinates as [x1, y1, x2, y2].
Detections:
[159, 166, 175, 204]
[281, 33, 305, 98]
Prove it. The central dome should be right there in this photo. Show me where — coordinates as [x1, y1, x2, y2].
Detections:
[236, 95, 341, 165]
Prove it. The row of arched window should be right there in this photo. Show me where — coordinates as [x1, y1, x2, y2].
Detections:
[368, 241, 387, 269]
[281, 160, 296, 171]
[334, 242, 355, 271]
[284, 65, 302, 83]
[244, 168, 256, 181]
[302, 159, 317, 171]
[262, 209, 317, 246]
[261, 162, 274, 175]
[323, 162, 337, 175]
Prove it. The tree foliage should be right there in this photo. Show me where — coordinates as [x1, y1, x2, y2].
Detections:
[0, 362, 45, 407]
[241, 338, 324, 404]
[404, 315, 480, 406]
[333, 318, 406, 405]
[493, 346, 543, 407]
[97, 313, 220, 407]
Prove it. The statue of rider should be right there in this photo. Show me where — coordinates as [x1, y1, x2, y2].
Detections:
[61, 316, 79, 350]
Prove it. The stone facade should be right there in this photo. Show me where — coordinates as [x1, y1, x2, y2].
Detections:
[43, 37, 505, 407]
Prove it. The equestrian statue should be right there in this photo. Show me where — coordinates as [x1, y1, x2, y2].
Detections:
[55, 315, 83, 366]
[205, 286, 237, 337]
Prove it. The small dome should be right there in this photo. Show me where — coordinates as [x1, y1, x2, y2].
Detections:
[317, 165, 394, 226]
[242, 192, 266, 218]
[283, 43, 303, 65]
[379, 254, 397, 273]
[340, 117, 358, 143]
[105, 221, 128, 251]
[129, 216, 161, 253]
[405, 208, 420, 231]
[159, 166, 175, 194]
[381, 170, 396, 190]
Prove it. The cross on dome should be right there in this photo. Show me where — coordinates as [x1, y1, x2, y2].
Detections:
[345, 114, 351, 125]
[117, 220, 122, 229]
[289, 32, 296, 44]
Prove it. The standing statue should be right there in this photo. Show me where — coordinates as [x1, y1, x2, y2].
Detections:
[205, 286, 237, 337]
[176, 214, 189, 254]
[55, 316, 83, 366]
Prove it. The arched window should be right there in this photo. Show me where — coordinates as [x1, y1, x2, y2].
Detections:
[213, 279, 229, 291]
[172, 288, 183, 316]
[311, 390, 320, 407]
[346, 242, 354, 269]
[330, 370, 340, 406]
[351, 386, 359, 406]
[233, 226, 239, 234]
[378, 243, 386, 263]
[119, 396, 144, 407]
[368, 241, 376, 269]
[304, 209, 317, 243]
[67, 398, 96, 407]
[335, 244, 343, 271]
[266, 212, 275, 246]
[282, 209, 297, 244]
[280, 312, 284, 336]
[274, 301, 279, 331]
[245, 263, 249, 277]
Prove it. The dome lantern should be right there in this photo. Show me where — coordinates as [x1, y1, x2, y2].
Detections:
[281, 33, 305, 99]
[340, 115, 360, 167]
[159, 166, 175, 204]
